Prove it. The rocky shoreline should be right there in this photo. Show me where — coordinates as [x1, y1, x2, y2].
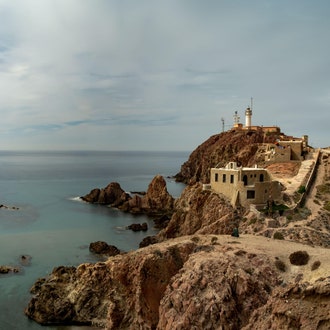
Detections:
[24, 132, 330, 329]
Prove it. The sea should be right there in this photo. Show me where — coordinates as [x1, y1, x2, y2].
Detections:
[0, 150, 188, 330]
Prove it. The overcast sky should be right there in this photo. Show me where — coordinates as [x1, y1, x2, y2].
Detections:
[0, 0, 329, 151]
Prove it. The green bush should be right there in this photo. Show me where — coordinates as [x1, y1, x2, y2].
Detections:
[324, 201, 330, 211]
[297, 186, 306, 194]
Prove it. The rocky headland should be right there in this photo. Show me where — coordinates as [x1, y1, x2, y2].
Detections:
[25, 132, 330, 329]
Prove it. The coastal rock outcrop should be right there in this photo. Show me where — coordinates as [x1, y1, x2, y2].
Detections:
[89, 241, 120, 256]
[175, 130, 279, 184]
[26, 235, 330, 329]
[81, 182, 129, 206]
[82, 175, 174, 216]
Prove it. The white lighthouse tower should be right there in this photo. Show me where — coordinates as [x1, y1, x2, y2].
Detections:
[245, 107, 252, 128]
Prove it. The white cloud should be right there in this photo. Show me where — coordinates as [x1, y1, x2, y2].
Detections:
[0, 0, 329, 150]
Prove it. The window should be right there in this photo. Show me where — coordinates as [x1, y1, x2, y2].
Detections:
[230, 175, 234, 184]
[247, 190, 255, 199]
[243, 175, 248, 186]
[222, 174, 226, 183]
[215, 173, 218, 182]
[260, 174, 264, 182]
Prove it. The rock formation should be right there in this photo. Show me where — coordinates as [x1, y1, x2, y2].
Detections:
[81, 182, 129, 206]
[25, 235, 330, 329]
[175, 130, 279, 184]
[243, 277, 330, 330]
[89, 241, 121, 256]
[81, 175, 174, 216]
[25, 132, 330, 328]
[158, 182, 237, 240]
[0, 265, 20, 274]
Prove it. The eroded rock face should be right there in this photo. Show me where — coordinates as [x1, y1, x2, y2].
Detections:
[25, 235, 330, 329]
[127, 175, 174, 215]
[243, 277, 330, 330]
[25, 239, 197, 328]
[157, 245, 279, 330]
[158, 182, 237, 240]
[175, 130, 279, 184]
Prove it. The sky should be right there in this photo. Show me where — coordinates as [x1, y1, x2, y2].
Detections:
[0, 0, 329, 151]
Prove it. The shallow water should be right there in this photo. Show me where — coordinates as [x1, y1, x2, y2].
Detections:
[0, 150, 187, 329]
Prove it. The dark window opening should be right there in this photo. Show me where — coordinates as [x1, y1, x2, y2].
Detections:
[215, 173, 218, 182]
[260, 174, 264, 182]
[222, 174, 226, 183]
[230, 175, 234, 184]
[247, 190, 255, 199]
[243, 175, 248, 186]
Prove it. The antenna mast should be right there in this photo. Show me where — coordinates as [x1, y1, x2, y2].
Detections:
[221, 117, 225, 132]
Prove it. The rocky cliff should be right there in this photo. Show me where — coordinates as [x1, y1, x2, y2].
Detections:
[175, 129, 279, 184]
[25, 235, 330, 329]
[25, 136, 330, 329]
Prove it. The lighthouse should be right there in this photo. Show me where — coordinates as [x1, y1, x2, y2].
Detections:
[245, 107, 252, 128]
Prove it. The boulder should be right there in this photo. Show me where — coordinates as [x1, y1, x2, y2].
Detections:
[89, 241, 120, 256]
[127, 223, 148, 232]
[0, 265, 20, 274]
[81, 182, 129, 206]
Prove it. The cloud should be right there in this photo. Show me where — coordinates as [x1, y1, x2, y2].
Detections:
[0, 0, 329, 150]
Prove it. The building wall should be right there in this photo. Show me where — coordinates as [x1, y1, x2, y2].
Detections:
[210, 162, 281, 208]
[279, 141, 303, 160]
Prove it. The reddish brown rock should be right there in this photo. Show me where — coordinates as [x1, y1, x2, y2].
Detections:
[158, 182, 237, 240]
[24, 235, 330, 329]
[82, 175, 174, 216]
[243, 277, 330, 330]
[175, 130, 279, 184]
[126, 175, 174, 215]
[89, 241, 120, 256]
[81, 182, 129, 206]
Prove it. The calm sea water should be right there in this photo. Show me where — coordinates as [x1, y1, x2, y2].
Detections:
[0, 150, 188, 330]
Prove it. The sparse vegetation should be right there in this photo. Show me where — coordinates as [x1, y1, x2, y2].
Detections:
[289, 251, 310, 266]
[191, 236, 200, 243]
[298, 186, 306, 194]
[275, 259, 286, 272]
[311, 260, 321, 271]
[273, 231, 284, 240]
[249, 217, 257, 225]
[324, 201, 330, 211]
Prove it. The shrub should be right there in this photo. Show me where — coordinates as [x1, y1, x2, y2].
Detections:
[273, 231, 284, 240]
[289, 251, 310, 266]
[324, 201, 330, 212]
[297, 186, 306, 194]
[275, 259, 286, 272]
[191, 236, 200, 243]
[311, 260, 321, 271]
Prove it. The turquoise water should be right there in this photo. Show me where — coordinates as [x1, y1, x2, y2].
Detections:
[0, 151, 187, 329]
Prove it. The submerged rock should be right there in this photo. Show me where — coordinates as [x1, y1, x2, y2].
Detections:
[127, 222, 148, 231]
[0, 265, 20, 274]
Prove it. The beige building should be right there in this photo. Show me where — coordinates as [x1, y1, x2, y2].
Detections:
[210, 162, 282, 209]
